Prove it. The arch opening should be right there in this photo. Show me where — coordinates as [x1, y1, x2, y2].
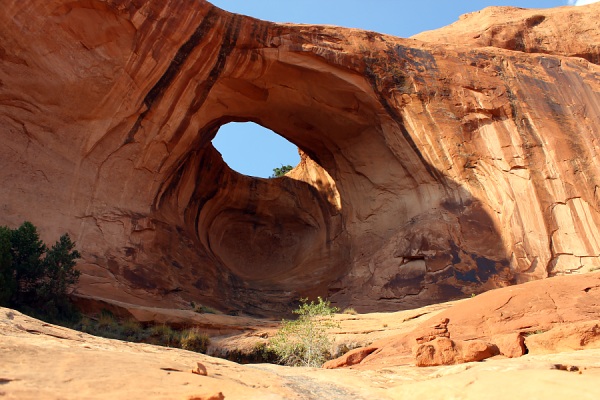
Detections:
[212, 122, 300, 178]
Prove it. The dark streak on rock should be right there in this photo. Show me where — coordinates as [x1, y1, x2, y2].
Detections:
[125, 8, 222, 143]
[168, 13, 243, 150]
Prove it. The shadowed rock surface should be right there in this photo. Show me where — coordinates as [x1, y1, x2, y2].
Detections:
[1, 1, 600, 315]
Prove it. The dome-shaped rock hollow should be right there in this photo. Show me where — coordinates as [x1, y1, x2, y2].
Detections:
[1, 0, 600, 316]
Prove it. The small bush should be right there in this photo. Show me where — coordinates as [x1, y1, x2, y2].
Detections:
[192, 304, 218, 314]
[270, 165, 293, 178]
[121, 319, 144, 340]
[342, 307, 357, 315]
[97, 310, 117, 329]
[180, 328, 210, 353]
[268, 297, 340, 367]
[149, 324, 179, 347]
[76, 316, 93, 333]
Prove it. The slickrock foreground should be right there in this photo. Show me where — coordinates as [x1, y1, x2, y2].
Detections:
[2, 274, 600, 399]
[1, 1, 600, 314]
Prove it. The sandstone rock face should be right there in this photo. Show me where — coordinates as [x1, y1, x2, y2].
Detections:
[1, 1, 600, 315]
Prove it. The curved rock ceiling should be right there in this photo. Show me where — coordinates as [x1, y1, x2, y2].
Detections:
[1, 1, 600, 315]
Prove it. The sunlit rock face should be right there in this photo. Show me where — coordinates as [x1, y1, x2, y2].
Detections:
[1, 0, 599, 315]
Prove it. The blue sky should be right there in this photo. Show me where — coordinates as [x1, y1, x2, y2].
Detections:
[210, 0, 594, 177]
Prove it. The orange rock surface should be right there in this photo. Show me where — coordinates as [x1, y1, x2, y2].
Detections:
[327, 273, 600, 369]
[1, 1, 600, 315]
[3, 274, 600, 399]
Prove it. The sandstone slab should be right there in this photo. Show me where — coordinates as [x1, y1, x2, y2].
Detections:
[4, 306, 600, 399]
[525, 320, 600, 355]
[1, 1, 600, 314]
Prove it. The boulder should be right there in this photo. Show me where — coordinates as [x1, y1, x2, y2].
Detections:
[322, 346, 379, 369]
[492, 333, 526, 358]
[413, 337, 498, 367]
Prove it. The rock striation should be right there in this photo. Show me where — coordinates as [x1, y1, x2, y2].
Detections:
[1, 1, 600, 315]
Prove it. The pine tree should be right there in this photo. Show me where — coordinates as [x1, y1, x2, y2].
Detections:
[0, 226, 15, 306]
[10, 221, 46, 304]
[0, 221, 80, 320]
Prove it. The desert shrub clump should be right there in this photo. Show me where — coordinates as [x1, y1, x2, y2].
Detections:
[269, 297, 340, 367]
[76, 312, 211, 353]
[180, 328, 210, 353]
[342, 307, 358, 315]
[190, 301, 219, 314]
[0, 221, 80, 322]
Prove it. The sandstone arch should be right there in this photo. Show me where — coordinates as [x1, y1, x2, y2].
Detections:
[1, 0, 599, 315]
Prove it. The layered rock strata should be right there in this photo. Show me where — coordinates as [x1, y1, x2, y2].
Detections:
[1, 1, 599, 314]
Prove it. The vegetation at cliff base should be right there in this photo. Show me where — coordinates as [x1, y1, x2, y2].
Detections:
[76, 310, 211, 354]
[0, 221, 80, 322]
[268, 297, 340, 367]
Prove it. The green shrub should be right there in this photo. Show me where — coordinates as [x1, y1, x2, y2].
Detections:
[197, 305, 218, 314]
[77, 316, 94, 333]
[97, 309, 117, 328]
[149, 324, 179, 347]
[0, 227, 15, 305]
[191, 301, 219, 314]
[268, 297, 340, 367]
[180, 328, 210, 353]
[90, 310, 128, 339]
[270, 165, 293, 178]
[121, 319, 144, 340]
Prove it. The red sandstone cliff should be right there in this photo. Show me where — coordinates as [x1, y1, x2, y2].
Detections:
[0, 1, 599, 315]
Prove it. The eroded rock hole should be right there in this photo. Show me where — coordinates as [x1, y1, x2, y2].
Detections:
[212, 122, 300, 178]
[195, 121, 347, 299]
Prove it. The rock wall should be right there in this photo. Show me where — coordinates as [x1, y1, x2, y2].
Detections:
[1, 0, 599, 315]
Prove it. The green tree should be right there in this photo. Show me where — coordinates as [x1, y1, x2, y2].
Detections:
[10, 221, 46, 304]
[0, 222, 80, 320]
[0, 226, 15, 306]
[37, 233, 81, 316]
[269, 297, 340, 367]
[270, 165, 294, 178]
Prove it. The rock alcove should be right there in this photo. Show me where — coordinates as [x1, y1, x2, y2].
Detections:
[2, 1, 600, 316]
